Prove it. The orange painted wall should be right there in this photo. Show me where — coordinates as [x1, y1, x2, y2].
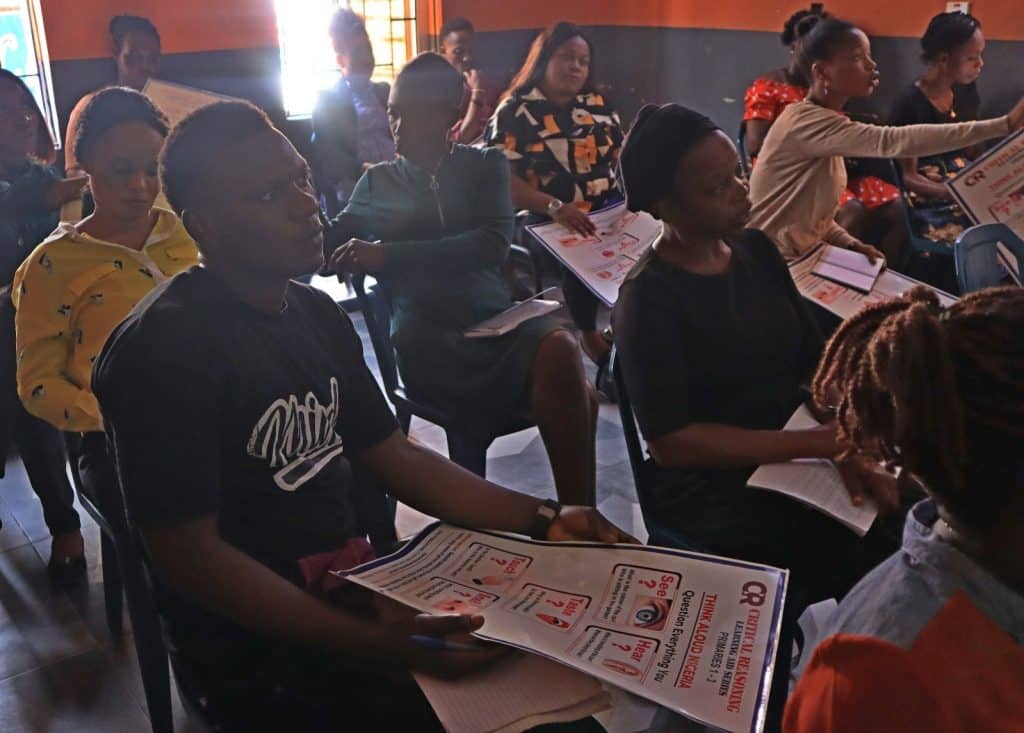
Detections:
[40, 0, 280, 61]
[442, 0, 1024, 41]
[36, 0, 1024, 62]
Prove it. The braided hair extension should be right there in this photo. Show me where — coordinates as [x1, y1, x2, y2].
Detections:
[812, 286, 1024, 529]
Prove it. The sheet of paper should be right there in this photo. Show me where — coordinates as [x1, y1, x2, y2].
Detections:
[414, 651, 610, 733]
[142, 78, 237, 128]
[526, 203, 662, 307]
[811, 245, 883, 293]
[789, 245, 956, 320]
[344, 524, 788, 733]
[465, 299, 563, 338]
[747, 406, 878, 536]
[594, 687, 661, 733]
[948, 129, 1024, 240]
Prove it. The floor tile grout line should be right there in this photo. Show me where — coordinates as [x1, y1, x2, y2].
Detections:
[0, 645, 99, 685]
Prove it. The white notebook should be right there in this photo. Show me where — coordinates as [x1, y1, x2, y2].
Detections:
[465, 289, 562, 338]
[746, 406, 878, 535]
[811, 245, 885, 293]
[414, 651, 610, 733]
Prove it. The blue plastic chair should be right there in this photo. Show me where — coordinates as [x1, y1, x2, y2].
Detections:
[954, 223, 1024, 293]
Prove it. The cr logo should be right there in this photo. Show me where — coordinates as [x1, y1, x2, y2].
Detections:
[965, 170, 986, 187]
[740, 581, 768, 607]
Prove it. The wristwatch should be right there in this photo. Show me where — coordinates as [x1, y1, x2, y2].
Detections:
[529, 499, 563, 540]
[546, 198, 563, 217]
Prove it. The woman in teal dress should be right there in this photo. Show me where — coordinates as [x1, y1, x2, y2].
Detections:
[328, 53, 598, 505]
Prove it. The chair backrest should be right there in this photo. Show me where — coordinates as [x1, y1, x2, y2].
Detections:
[954, 223, 1024, 293]
[64, 433, 177, 733]
[610, 348, 702, 551]
[609, 347, 649, 495]
[350, 274, 402, 396]
[737, 121, 752, 179]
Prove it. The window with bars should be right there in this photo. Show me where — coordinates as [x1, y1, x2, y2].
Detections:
[274, 0, 418, 119]
[0, 0, 60, 145]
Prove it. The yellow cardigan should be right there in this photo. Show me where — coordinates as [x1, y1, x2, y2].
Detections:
[12, 208, 198, 432]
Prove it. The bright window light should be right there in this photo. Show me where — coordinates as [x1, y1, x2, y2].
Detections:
[274, 0, 418, 120]
[0, 0, 61, 146]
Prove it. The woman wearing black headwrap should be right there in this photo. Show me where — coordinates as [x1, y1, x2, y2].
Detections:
[613, 104, 902, 604]
[615, 105, 913, 732]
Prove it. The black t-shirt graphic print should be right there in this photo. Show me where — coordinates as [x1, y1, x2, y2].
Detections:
[93, 266, 397, 666]
[247, 375, 347, 493]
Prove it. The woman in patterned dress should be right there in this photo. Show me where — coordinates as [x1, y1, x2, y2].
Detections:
[486, 22, 624, 385]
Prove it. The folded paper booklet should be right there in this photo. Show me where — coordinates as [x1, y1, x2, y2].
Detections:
[810, 245, 884, 293]
[747, 405, 878, 536]
[465, 289, 562, 338]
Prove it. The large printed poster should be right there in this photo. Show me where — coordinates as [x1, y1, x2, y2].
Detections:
[344, 523, 788, 733]
[949, 129, 1024, 239]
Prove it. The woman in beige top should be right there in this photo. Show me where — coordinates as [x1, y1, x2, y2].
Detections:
[749, 18, 1024, 262]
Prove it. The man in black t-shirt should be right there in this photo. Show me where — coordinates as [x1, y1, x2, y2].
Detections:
[92, 101, 629, 733]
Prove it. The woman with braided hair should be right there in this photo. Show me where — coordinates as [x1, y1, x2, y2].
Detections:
[785, 285, 1024, 732]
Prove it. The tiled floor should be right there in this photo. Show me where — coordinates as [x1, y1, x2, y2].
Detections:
[0, 310, 647, 732]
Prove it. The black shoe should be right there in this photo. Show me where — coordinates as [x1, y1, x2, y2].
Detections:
[47, 554, 87, 589]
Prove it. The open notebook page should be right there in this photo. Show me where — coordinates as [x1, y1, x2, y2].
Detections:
[811, 245, 884, 293]
[746, 405, 878, 535]
[414, 651, 610, 733]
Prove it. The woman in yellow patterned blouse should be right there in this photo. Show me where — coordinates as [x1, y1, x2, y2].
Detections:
[13, 87, 197, 503]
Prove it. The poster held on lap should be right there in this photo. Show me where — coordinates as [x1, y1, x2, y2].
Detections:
[343, 523, 788, 733]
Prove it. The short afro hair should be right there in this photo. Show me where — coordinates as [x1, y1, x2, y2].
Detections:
[160, 100, 274, 214]
[440, 16, 474, 40]
[74, 86, 169, 165]
[393, 52, 465, 112]
[109, 15, 160, 53]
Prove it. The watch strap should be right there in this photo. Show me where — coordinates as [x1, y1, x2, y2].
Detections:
[529, 499, 562, 540]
